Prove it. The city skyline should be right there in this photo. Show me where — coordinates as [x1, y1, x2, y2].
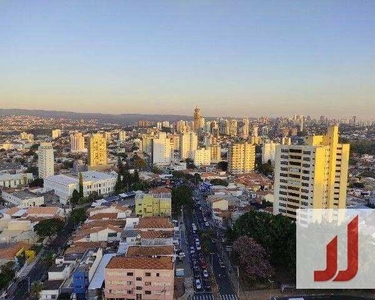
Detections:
[1, 1, 375, 119]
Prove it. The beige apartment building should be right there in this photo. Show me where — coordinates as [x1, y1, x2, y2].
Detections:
[228, 142, 255, 174]
[88, 133, 107, 168]
[273, 125, 350, 219]
[105, 256, 174, 300]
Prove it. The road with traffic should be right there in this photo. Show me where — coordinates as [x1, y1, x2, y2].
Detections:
[186, 187, 238, 300]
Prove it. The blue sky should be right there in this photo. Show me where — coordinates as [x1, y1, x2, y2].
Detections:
[1, 0, 374, 119]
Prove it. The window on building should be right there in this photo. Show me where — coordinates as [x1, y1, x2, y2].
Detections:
[145, 291, 151, 295]
[136, 277, 142, 281]
[145, 272, 151, 277]
[127, 272, 134, 276]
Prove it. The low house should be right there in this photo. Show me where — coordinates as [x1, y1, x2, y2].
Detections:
[72, 224, 122, 243]
[39, 280, 64, 300]
[0, 219, 37, 243]
[1, 189, 44, 208]
[0, 241, 35, 267]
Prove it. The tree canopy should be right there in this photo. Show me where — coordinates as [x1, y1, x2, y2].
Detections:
[229, 211, 296, 277]
[171, 185, 192, 216]
[71, 189, 80, 204]
[29, 178, 44, 188]
[69, 208, 87, 225]
[217, 161, 228, 171]
[34, 218, 64, 238]
[210, 178, 228, 186]
[232, 236, 274, 283]
[0, 262, 15, 291]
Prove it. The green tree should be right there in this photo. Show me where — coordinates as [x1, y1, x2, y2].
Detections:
[29, 178, 44, 188]
[117, 156, 124, 174]
[34, 218, 65, 238]
[230, 211, 296, 277]
[210, 179, 229, 186]
[71, 189, 80, 204]
[122, 170, 132, 192]
[114, 172, 123, 194]
[133, 155, 147, 170]
[132, 180, 150, 191]
[69, 208, 87, 225]
[30, 281, 43, 299]
[217, 161, 228, 171]
[151, 165, 163, 174]
[79, 172, 84, 198]
[0, 262, 15, 291]
[193, 173, 202, 184]
[171, 185, 192, 216]
[133, 169, 140, 183]
[257, 160, 274, 177]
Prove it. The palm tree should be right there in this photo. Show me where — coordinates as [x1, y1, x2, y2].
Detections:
[30, 281, 43, 299]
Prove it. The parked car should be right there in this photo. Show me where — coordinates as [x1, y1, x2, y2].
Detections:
[203, 270, 209, 278]
[194, 271, 201, 279]
[203, 279, 211, 291]
[195, 279, 202, 290]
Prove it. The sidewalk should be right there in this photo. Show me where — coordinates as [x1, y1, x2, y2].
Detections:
[178, 214, 194, 300]
[216, 237, 241, 295]
[18, 248, 45, 278]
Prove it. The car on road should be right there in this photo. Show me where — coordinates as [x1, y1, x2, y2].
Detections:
[203, 270, 209, 278]
[200, 260, 207, 269]
[190, 247, 195, 254]
[194, 271, 201, 279]
[195, 279, 202, 290]
[196, 243, 201, 251]
[177, 250, 185, 259]
[205, 221, 210, 227]
[219, 260, 226, 268]
[203, 278, 211, 291]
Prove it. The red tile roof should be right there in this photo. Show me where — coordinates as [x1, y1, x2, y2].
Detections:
[0, 242, 31, 260]
[127, 246, 174, 257]
[106, 256, 173, 270]
[140, 231, 174, 239]
[134, 217, 173, 229]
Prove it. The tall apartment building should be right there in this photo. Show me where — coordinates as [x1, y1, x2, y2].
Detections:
[118, 131, 127, 141]
[239, 119, 250, 139]
[51, 129, 62, 139]
[193, 148, 211, 166]
[70, 132, 85, 152]
[228, 143, 255, 174]
[152, 132, 172, 165]
[176, 120, 190, 134]
[273, 125, 350, 219]
[38, 142, 54, 179]
[210, 144, 221, 163]
[262, 142, 279, 164]
[229, 119, 238, 137]
[142, 133, 156, 155]
[180, 132, 198, 160]
[88, 133, 107, 167]
[193, 106, 201, 132]
[252, 125, 259, 138]
[20, 132, 34, 141]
